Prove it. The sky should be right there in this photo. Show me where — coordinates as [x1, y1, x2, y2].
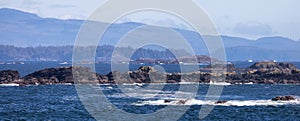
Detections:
[0, 0, 299, 40]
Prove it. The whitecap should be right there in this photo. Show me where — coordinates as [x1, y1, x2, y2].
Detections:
[133, 99, 300, 106]
[0, 83, 19, 87]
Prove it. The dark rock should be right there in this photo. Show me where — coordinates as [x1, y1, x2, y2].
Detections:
[215, 100, 228, 104]
[176, 99, 188, 104]
[23, 66, 102, 85]
[164, 99, 172, 103]
[0, 70, 20, 84]
[138, 66, 155, 73]
[271, 96, 296, 101]
[109, 66, 159, 84]
[167, 73, 181, 83]
[224, 62, 300, 84]
[128, 71, 151, 83]
[248, 62, 297, 70]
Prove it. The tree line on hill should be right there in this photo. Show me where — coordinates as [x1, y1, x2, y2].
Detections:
[0, 45, 189, 61]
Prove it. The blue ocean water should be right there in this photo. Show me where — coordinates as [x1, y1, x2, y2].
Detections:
[0, 62, 300, 120]
[0, 84, 299, 120]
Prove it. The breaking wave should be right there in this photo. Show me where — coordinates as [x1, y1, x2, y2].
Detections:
[133, 98, 300, 106]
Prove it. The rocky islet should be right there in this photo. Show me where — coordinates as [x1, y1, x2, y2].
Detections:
[0, 62, 300, 85]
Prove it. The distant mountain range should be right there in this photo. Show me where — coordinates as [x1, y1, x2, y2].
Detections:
[1, 8, 300, 61]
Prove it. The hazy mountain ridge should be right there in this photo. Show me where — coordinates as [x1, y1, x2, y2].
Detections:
[1, 8, 300, 61]
[0, 45, 190, 61]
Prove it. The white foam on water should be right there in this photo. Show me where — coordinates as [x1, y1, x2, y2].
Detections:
[100, 86, 194, 99]
[133, 99, 300, 106]
[0, 83, 19, 87]
[223, 100, 300, 106]
[105, 91, 192, 99]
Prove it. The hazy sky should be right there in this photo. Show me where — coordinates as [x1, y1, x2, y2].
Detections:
[0, 0, 299, 40]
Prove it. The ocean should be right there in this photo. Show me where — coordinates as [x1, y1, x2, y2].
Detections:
[0, 62, 300, 120]
[0, 84, 299, 120]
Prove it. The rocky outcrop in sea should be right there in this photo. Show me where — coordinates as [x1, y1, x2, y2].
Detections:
[0, 70, 20, 83]
[0, 62, 300, 85]
[226, 62, 300, 84]
[271, 96, 296, 101]
[20, 67, 104, 85]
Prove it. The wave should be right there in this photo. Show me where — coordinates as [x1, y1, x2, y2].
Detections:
[0, 83, 19, 87]
[103, 90, 193, 99]
[132, 99, 300, 106]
